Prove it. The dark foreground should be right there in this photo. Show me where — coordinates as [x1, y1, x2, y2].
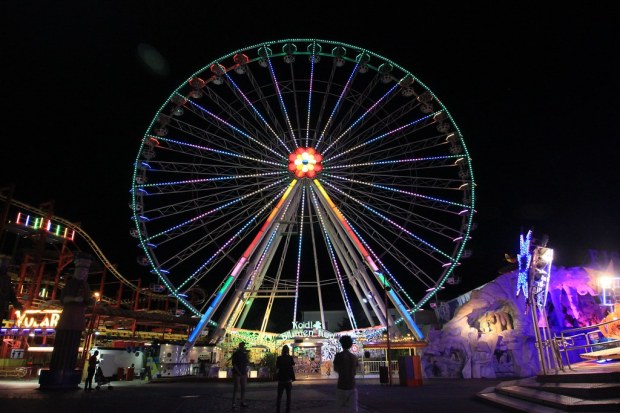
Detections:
[0, 376, 508, 413]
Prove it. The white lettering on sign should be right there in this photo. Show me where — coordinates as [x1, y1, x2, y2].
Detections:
[291, 320, 323, 329]
[10, 349, 25, 359]
[279, 328, 335, 340]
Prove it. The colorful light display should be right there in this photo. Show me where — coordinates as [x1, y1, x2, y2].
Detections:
[288, 147, 323, 178]
[14, 212, 75, 241]
[516, 230, 532, 298]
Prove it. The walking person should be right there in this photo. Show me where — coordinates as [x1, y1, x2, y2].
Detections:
[85, 350, 99, 391]
[231, 341, 249, 408]
[333, 335, 358, 413]
[275, 345, 295, 413]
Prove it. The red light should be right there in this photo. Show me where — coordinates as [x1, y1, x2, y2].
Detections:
[288, 147, 323, 179]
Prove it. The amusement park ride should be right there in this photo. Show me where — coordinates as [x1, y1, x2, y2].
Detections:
[0, 189, 197, 363]
[2, 39, 479, 377]
[128, 38, 476, 364]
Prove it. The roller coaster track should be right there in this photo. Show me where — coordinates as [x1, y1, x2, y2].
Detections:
[0, 193, 160, 299]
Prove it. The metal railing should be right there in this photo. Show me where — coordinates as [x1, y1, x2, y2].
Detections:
[555, 318, 620, 369]
[358, 360, 398, 375]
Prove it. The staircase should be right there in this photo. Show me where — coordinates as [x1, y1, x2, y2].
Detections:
[477, 362, 620, 412]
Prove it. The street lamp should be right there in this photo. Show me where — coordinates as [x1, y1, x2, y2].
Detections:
[383, 276, 392, 386]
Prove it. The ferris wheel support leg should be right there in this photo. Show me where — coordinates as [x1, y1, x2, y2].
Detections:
[313, 179, 424, 339]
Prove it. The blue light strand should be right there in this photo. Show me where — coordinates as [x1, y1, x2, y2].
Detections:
[346, 220, 418, 308]
[175, 186, 289, 292]
[266, 58, 299, 148]
[310, 187, 358, 330]
[315, 62, 359, 151]
[223, 72, 292, 154]
[516, 230, 532, 298]
[138, 170, 285, 189]
[323, 173, 471, 209]
[292, 186, 306, 322]
[319, 179, 453, 260]
[325, 154, 461, 169]
[143, 179, 285, 243]
[322, 83, 399, 157]
[305, 42, 316, 147]
[324, 111, 439, 163]
[186, 97, 287, 160]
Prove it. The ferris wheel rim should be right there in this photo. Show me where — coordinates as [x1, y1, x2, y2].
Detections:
[130, 38, 476, 333]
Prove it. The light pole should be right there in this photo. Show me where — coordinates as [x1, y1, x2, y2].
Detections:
[384, 277, 392, 386]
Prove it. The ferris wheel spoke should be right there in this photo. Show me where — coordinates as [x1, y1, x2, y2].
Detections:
[346, 221, 443, 299]
[339, 190, 464, 246]
[324, 112, 441, 165]
[136, 171, 287, 224]
[323, 171, 470, 220]
[150, 114, 286, 168]
[259, 53, 300, 148]
[319, 179, 455, 262]
[141, 179, 286, 244]
[163, 96, 279, 160]
[340, 204, 449, 272]
[189, 83, 284, 155]
[159, 185, 292, 292]
[213, 68, 295, 154]
[188, 99, 289, 160]
[314, 59, 361, 151]
[321, 82, 400, 158]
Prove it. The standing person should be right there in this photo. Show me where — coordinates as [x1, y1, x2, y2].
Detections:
[85, 350, 99, 391]
[275, 345, 295, 413]
[231, 341, 249, 408]
[333, 335, 358, 413]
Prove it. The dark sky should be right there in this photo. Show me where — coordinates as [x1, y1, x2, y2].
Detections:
[2, 2, 618, 300]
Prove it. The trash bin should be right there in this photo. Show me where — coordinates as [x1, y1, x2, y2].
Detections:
[117, 367, 126, 381]
[126, 366, 135, 381]
[397, 355, 423, 387]
[379, 366, 389, 384]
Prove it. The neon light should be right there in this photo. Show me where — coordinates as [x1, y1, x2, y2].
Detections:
[187, 180, 298, 344]
[377, 273, 424, 339]
[516, 230, 532, 298]
[13, 212, 75, 241]
[289, 147, 323, 178]
[241, 180, 297, 258]
[314, 179, 371, 261]
[231, 257, 247, 277]
[8, 310, 62, 329]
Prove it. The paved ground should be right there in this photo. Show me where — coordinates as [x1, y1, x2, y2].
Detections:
[0, 375, 509, 413]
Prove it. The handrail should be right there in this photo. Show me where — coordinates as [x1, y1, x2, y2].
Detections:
[555, 318, 620, 369]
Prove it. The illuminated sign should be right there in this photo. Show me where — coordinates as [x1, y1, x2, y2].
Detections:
[280, 321, 335, 339]
[1, 310, 61, 336]
[13, 310, 61, 328]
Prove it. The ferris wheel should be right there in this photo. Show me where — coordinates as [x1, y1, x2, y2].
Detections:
[130, 38, 475, 344]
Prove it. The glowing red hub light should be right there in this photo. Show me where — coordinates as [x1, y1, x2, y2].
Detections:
[288, 147, 323, 178]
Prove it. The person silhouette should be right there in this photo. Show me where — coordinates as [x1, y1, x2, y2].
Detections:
[85, 350, 99, 390]
[231, 342, 249, 408]
[333, 335, 358, 413]
[276, 345, 295, 413]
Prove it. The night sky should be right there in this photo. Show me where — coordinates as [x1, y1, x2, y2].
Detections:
[2, 2, 618, 301]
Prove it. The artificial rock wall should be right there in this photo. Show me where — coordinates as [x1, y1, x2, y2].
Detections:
[421, 266, 606, 379]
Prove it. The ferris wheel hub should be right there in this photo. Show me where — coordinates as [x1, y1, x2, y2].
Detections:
[288, 147, 323, 178]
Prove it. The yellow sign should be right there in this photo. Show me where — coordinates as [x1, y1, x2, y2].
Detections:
[2, 310, 61, 329]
